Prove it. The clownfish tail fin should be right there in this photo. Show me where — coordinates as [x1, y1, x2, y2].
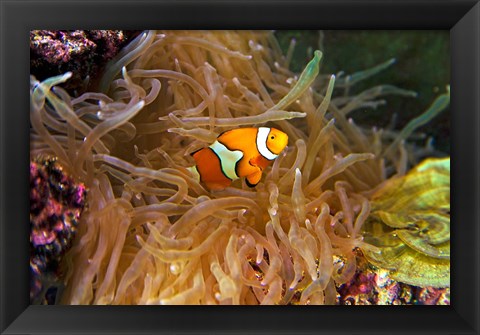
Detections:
[187, 166, 200, 182]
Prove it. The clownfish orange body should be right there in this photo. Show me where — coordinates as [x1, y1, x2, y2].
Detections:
[190, 127, 288, 190]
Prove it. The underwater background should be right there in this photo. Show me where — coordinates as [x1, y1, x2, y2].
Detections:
[277, 30, 450, 153]
[30, 30, 450, 305]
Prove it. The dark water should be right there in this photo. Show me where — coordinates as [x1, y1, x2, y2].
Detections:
[276, 30, 450, 154]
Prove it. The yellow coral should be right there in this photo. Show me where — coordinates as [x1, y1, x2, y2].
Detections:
[363, 158, 450, 287]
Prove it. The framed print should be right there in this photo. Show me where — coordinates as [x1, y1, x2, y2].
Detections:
[1, 0, 479, 334]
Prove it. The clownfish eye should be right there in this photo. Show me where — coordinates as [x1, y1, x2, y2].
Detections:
[270, 136, 275, 140]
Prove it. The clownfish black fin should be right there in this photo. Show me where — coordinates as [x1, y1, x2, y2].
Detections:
[245, 170, 262, 188]
[245, 178, 258, 188]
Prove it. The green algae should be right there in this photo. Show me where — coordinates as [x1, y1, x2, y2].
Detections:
[362, 157, 450, 288]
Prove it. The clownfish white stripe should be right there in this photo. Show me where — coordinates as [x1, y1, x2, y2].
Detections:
[210, 140, 244, 180]
[256, 127, 278, 161]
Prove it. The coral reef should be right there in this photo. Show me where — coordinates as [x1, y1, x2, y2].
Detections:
[30, 157, 86, 304]
[29, 30, 449, 305]
[336, 253, 450, 305]
[414, 286, 450, 305]
[30, 30, 139, 94]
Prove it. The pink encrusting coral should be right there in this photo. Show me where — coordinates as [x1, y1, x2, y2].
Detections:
[30, 30, 139, 94]
[336, 263, 450, 305]
[30, 157, 86, 303]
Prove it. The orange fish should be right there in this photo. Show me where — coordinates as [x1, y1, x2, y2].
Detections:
[189, 127, 288, 190]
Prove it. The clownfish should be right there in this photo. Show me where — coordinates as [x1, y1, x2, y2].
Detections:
[189, 127, 288, 190]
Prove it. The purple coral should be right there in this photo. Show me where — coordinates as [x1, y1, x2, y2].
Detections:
[335, 253, 449, 305]
[30, 30, 140, 94]
[413, 286, 450, 305]
[30, 157, 86, 304]
[337, 268, 377, 305]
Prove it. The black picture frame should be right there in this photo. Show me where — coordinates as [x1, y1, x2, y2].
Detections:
[1, 0, 479, 334]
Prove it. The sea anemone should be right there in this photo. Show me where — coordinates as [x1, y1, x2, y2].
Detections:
[30, 30, 449, 305]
